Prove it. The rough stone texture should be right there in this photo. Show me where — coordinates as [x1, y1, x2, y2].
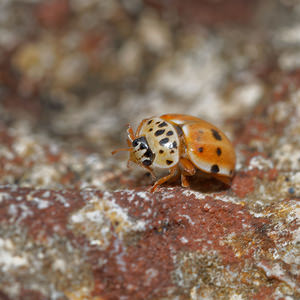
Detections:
[0, 0, 299, 299]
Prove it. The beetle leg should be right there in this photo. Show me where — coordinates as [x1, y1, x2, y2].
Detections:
[150, 166, 177, 192]
[143, 165, 156, 180]
[180, 174, 190, 188]
[180, 157, 196, 175]
[179, 158, 196, 188]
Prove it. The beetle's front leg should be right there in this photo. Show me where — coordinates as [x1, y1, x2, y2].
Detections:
[150, 166, 177, 192]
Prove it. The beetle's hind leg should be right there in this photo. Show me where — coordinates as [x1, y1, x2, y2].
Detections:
[179, 158, 196, 188]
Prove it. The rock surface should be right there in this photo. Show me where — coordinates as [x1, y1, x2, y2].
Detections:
[0, 0, 299, 299]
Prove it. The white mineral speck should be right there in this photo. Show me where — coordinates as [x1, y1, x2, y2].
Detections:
[118, 39, 142, 73]
[52, 258, 67, 273]
[12, 136, 35, 157]
[230, 82, 263, 113]
[230, 294, 245, 300]
[42, 191, 51, 198]
[0, 193, 9, 203]
[203, 203, 211, 210]
[27, 165, 61, 187]
[182, 190, 205, 199]
[86, 210, 104, 223]
[274, 144, 300, 171]
[138, 12, 171, 54]
[248, 156, 273, 170]
[8, 204, 17, 216]
[279, 51, 300, 71]
[278, 24, 300, 45]
[90, 240, 102, 246]
[136, 191, 150, 201]
[145, 268, 159, 286]
[33, 198, 50, 210]
[179, 214, 195, 225]
[0, 238, 28, 272]
[55, 194, 70, 207]
[180, 237, 188, 244]
[70, 213, 84, 223]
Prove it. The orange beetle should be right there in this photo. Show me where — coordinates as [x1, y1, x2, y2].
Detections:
[112, 114, 236, 192]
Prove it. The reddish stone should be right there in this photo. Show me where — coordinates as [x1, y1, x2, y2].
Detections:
[145, 0, 259, 25]
[0, 186, 280, 299]
[232, 172, 255, 198]
[80, 32, 109, 55]
[268, 168, 279, 181]
[0, 187, 87, 241]
[0, 52, 18, 91]
[273, 69, 300, 102]
[88, 189, 274, 298]
[236, 119, 269, 146]
[0, 125, 13, 146]
[35, 0, 70, 29]
[252, 286, 277, 300]
[3, 96, 42, 119]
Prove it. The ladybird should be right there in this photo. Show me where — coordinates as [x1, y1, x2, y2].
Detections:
[112, 114, 236, 192]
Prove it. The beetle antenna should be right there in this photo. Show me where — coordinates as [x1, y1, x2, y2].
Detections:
[111, 148, 132, 155]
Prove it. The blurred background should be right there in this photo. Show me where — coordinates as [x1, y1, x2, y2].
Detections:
[0, 0, 300, 190]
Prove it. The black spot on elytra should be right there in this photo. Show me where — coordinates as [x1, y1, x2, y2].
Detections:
[158, 122, 167, 127]
[166, 160, 173, 165]
[211, 164, 220, 173]
[171, 141, 177, 149]
[143, 160, 152, 166]
[159, 150, 164, 154]
[211, 129, 222, 141]
[159, 137, 169, 146]
[198, 147, 203, 153]
[149, 128, 153, 132]
[166, 130, 174, 136]
[155, 129, 165, 136]
[147, 120, 153, 125]
[216, 147, 222, 156]
[170, 150, 175, 154]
